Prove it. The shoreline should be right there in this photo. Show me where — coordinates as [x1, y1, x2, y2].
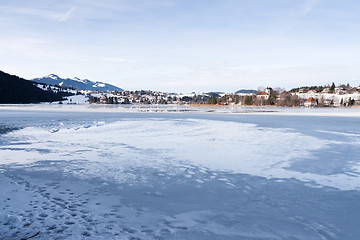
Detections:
[1, 103, 360, 117]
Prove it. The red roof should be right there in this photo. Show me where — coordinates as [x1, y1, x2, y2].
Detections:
[306, 97, 316, 102]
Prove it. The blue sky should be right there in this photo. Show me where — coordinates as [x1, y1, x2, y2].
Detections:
[1, 0, 360, 92]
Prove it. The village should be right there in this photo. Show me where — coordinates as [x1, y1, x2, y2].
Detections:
[82, 83, 360, 107]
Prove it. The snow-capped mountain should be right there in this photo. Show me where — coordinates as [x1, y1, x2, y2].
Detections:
[32, 74, 123, 91]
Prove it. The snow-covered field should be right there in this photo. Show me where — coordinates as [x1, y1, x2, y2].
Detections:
[0, 105, 360, 239]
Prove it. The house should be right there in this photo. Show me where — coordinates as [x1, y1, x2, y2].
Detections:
[335, 88, 346, 95]
[307, 89, 317, 94]
[257, 91, 267, 96]
[322, 88, 330, 93]
[280, 91, 289, 97]
[265, 87, 272, 95]
[304, 97, 317, 107]
[256, 91, 269, 100]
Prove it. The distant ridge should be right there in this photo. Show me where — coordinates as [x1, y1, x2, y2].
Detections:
[32, 74, 123, 92]
[0, 70, 68, 103]
[235, 89, 257, 94]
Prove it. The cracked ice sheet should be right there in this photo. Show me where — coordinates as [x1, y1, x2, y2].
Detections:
[1, 118, 359, 191]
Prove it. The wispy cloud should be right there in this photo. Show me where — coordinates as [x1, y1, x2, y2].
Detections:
[0, 5, 77, 23]
[100, 57, 135, 63]
[301, 0, 321, 16]
[274, 0, 322, 34]
[58, 7, 77, 22]
[71, 0, 174, 16]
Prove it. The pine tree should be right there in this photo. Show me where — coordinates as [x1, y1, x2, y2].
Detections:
[330, 82, 336, 93]
[208, 96, 217, 104]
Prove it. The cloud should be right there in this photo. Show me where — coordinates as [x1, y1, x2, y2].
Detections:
[301, 0, 321, 16]
[275, 0, 322, 34]
[100, 57, 135, 63]
[58, 7, 76, 22]
[73, 0, 174, 15]
[0, 4, 77, 23]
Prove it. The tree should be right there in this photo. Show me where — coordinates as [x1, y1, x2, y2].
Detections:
[330, 82, 336, 93]
[208, 96, 217, 105]
[318, 96, 325, 107]
[89, 96, 100, 103]
[245, 96, 253, 105]
[266, 88, 277, 105]
[0, 70, 70, 104]
[167, 96, 173, 103]
[181, 96, 192, 102]
[123, 97, 130, 104]
[290, 95, 301, 106]
[348, 97, 355, 106]
[235, 95, 240, 104]
[106, 97, 114, 104]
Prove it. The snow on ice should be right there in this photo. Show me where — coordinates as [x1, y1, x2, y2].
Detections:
[0, 106, 360, 239]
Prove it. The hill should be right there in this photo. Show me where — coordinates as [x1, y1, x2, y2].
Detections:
[32, 74, 123, 92]
[0, 70, 70, 103]
[235, 89, 257, 94]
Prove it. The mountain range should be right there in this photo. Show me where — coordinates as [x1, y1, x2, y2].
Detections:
[32, 74, 123, 92]
[235, 89, 257, 94]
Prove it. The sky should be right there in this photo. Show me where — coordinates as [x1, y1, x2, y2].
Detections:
[1, 0, 360, 93]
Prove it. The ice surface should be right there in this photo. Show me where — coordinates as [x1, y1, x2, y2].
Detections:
[2, 103, 360, 117]
[0, 106, 360, 239]
[3, 118, 355, 190]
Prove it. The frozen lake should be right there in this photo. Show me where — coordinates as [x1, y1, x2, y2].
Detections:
[0, 105, 360, 239]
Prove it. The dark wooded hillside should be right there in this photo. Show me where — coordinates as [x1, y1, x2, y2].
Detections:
[0, 70, 69, 103]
